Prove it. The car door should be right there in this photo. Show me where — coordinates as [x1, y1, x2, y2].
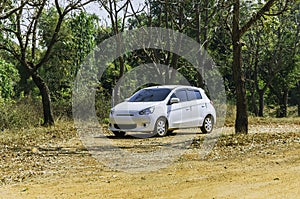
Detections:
[168, 89, 192, 128]
[187, 89, 207, 127]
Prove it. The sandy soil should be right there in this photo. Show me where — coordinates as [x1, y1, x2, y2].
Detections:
[0, 123, 300, 199]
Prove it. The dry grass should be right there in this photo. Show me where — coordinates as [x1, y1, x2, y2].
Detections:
[224, 104, 299, 126]
[0, 120, 76, 147]
[249, 116, 300, 125]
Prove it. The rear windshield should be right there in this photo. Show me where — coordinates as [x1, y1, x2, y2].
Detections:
[129, 88, 171, 102]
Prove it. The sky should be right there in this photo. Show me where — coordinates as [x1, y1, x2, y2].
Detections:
[84, 0, 146, 26]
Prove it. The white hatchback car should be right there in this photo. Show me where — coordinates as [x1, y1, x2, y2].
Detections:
[108, 85, 216, 137]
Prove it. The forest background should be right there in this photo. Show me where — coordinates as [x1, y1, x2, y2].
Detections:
[0, 0, 299, 134]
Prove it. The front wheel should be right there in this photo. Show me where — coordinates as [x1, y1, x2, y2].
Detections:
[154, 117, 168, 137]
[201, 116, 213, 134]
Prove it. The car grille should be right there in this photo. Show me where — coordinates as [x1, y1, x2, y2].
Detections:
[114, 124, 137, 129]
[116, 114, 134, 116]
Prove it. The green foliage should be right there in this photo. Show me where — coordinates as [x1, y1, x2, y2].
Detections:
[0, 59, 19, 99]
[38, 9, 99, 102]
[241, 1, 300, 116]
[69, 11, 99, 67]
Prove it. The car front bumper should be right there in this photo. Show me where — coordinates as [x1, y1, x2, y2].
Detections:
[108, 114, 157, 132]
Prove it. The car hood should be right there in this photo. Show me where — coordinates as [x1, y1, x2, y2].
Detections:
[112, 101, 161, 112]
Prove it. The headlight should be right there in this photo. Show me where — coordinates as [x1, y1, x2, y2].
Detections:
[139, 107, 155, 115]
[110, 109, 115, 115]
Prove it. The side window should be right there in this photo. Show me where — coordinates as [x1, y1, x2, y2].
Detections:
[194, 90, 202, 99]
[187, 90, 196, 101]
[170, 93, 177, 98]
[187, 90, 202, 101]
[175, 90, 188, 102]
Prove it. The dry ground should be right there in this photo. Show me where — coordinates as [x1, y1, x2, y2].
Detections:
[0, 119, 300, 199]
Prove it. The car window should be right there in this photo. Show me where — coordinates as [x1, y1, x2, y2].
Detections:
[129, 88, 171, 102]
[187, 90, 202, 101]
[174, 90, 188, 102]
[195, 90, 202, 99]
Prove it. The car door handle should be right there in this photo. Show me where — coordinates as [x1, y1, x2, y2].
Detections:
[186, 107, 192, 111]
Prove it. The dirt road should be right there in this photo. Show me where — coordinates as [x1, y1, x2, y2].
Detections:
[1, 123, 300, 198]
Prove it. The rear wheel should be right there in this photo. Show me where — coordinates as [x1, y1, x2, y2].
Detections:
[112, 131, 126, 137]
[201, 115, 213, 134]
[154, 117, 167, 137]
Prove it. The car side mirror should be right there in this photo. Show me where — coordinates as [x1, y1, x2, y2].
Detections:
[170, 97, 180, 104]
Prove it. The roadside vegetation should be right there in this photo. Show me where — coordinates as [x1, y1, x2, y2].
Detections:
[0, 0, 299, 134]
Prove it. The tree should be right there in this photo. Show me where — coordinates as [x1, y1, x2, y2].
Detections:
[229, 0, 290, 134]
[0, 0, 95, 126]
[243, 1, 299, 117]
[127, 0, 217, 87]
[97, 0, 145, 105]
[38, 10, 99, 102]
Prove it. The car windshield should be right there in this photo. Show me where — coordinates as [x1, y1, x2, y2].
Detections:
[129, 88, 171, 102]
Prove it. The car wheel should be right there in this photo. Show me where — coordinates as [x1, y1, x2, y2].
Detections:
[201, 115, 213, 134]
[154, 117, 167, 137]
[112, 131, 126, 137]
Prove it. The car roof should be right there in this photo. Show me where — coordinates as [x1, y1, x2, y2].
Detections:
[144, 85, 203, 90]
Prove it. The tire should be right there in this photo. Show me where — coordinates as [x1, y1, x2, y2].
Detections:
[201, 115, 213, 134]
[112, 131, 126, 137]
[154, 117, 168, 137]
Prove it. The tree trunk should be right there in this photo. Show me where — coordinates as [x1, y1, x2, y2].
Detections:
[276, 89, 288, 118]
[31, 72, 54, 126]
[298, 98, 300, 117]
[194, 3, 205, 89]
[203, 0, 209, 50]
[297, 81, 300, 117]
[250, 86, 258, 116]
[258, 90, 264, 117]
[232, 0, 248, 134]
[233, 45, 248, 133]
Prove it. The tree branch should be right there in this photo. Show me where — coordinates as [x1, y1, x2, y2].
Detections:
[55, 0, 62, 16]
[121, 0, 129, 32]
[240, 0, 278, 36]
[128, 0, 146, 26]
[0, 0, 28, 19]
[264, 0, 290, 16]
[36, 0, 95, 70]
[31, 0, 46, 61]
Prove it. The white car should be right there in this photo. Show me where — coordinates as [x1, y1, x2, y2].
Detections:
[108, 85, 216, 137]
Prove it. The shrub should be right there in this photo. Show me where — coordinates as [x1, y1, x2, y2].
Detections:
[0, 97, 42, 131]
